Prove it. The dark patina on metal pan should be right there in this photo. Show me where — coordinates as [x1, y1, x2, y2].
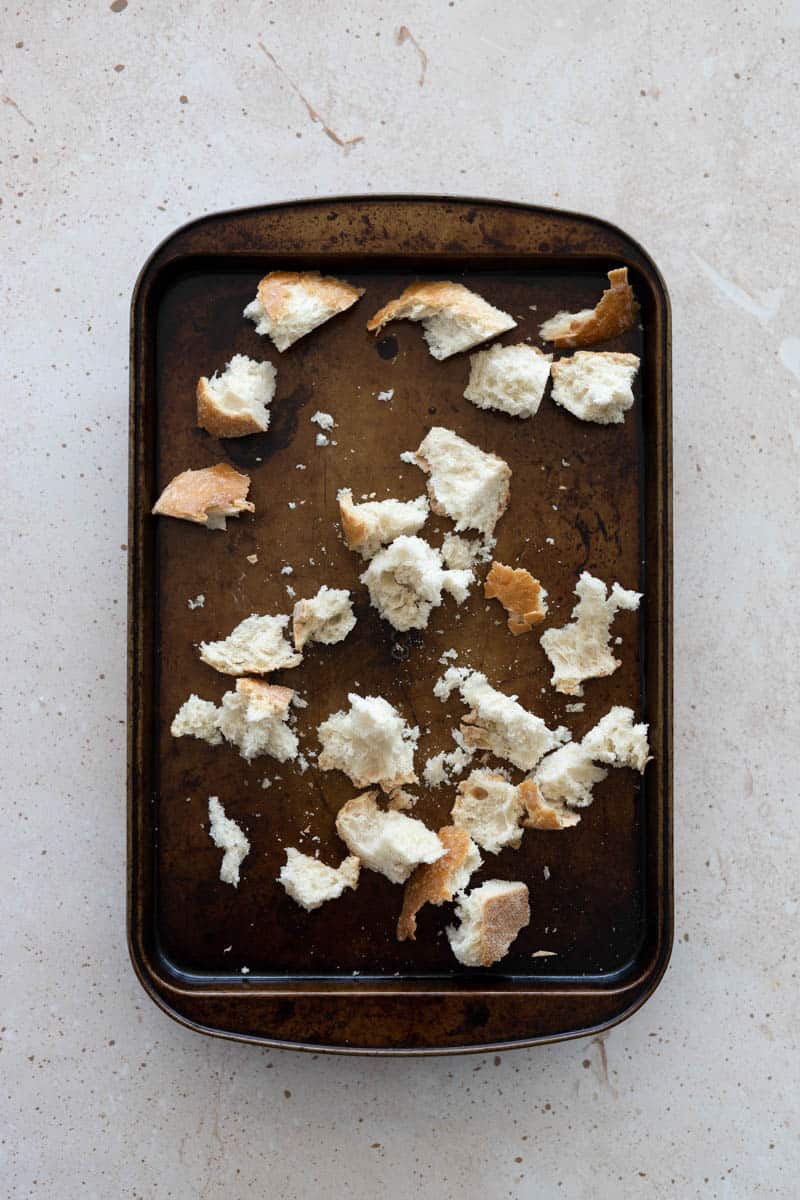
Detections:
[128, 197, 672, 1055]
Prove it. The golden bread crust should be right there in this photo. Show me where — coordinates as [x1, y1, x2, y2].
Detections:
[397, 826, 473, 942]
[151, 463, 254, 525]
[484, 561, 547, 635]
[539, 267, 639, 347]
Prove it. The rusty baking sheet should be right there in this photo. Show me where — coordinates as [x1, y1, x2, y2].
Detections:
[128, 197, 672, 1054]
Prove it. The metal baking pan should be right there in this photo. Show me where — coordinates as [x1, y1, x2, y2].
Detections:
[128, 196, 672, 1055]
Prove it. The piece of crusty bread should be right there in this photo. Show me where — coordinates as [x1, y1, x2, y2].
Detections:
[484, 561, 548, 635]
[292, 586, 356, 651]
[451, 767, 532, 854]
[360, 534, 472, 632]
[200, 613, 302, 676]
[397, 826, 482, 941]
[535, 742, 608, 810]
[580, 705, 651, 772]
[446, 879, 530, 967]
[216, 678, 298, 762]
[170, 694, 223, 745]
[196, 354, 276, 438]
[540, 571, 641, 696]
[318, 693, 419, 792]
[335, 791, 444, 884]
[464, 343, 552, 418]
[278, 848, 360, 911]
[207, 796, 250, 887]
[550, 350, 640, 425]
[243, 270, 363, 352]
[366, 281, 517, 360]
[337, 489, 429, 559]
[412, 427, 511, 537]
[152, 463, 254, 529]
[435, 667, 570, 772]
[539, 267, 639, 347]
[519, 778, 581, 830]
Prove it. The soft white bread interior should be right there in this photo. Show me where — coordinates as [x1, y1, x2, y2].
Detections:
[451, 767, 531, 854]
[335, 791, 444, 885]
[412, 426, 511, 537]
[580, 705, 651, 772]
[440, 533, 493, 570]
[293, 586, 356, 651]
[337, 489, 429, 559]
[446, 879, 530, 967]
[464, 343, 552, 418]
[196, 354, 276, 438]
[243, 270, 364, 352]
[152, 463, 254, 530]
[540, 571, 641, 696]
[550, 350, 640, 425]
[397, 826, 482, 941]
[215, 678, 298, 762]
[278, 848, 360, 911]
[366, 280, 516, 360]
[207, 796, 250, 887]
[170, 695, 223, 745]
[534, 742, 608, 810]
[539, 267, 639, 347]
[317, 693, 419, 792]
[200, 613, 302, 676]
[422, 728, 474, 788]
[435, 666, 570, 772]
[360, 534, 472, 632]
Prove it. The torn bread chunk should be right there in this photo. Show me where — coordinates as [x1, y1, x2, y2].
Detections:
[484, 561, 548, 635]
[338, 488, 429, 559]
[292, 586, 356, 651]
[539, 267, 639, 347]
[464, 343, 552, 418]
[447, 880, 530, 967]
[360, 535, 473, 632]
[397, 827, 482, 941]
[422, 729, 474, 787]
[208, 796, 250, 887]
[451, 767, 533, 854]
[200, 613, 302, 676]
[243, 270, 363, 352]
[170, 695, 223, 745]
[196, 354, 276, 438]
[216, 679, 298, 762]
[413, 427, 511, 537]
[580, 705, 651, 772]
[366, 280, 516, 360]
[441, 532, 494, 570]
[318, 694, 419, 792]
[152, 463, 254, 530]
[550, 350, 640, 425]
[278, 848, 360, 911]
[521, 777, 581, 830]
[335, 792, 444, 884]
[540, 572, 642, 696]
[534, 742, 608, 811]
[436, 667, 570, 772]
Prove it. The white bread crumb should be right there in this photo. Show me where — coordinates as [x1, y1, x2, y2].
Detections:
[540, 572, 641, 696]
[318, 694, 419, 792]
[360, 535, 472, 632]
[413, 427, 511, 537]
[292, 586, 356, 651]
[208, 796, 249, 887]
[464, 343, 552, 418]
[447, 880, 530, 967]
[199, 613, 302, 676]
[278, 848, 360, 911]
[187, 594, 205, 610]
[377, 388, 394, 402]
[367, 281, 517, 360]
[194, 679, 298, 762]
[441, 532, 495, 570]
[171, 695, 223, 745]
[550, 351, 640, 425]
[580, 705, 651, 772]
[335, 791, 444, 884]
[338, 488, 429, 559]
[311, 410, 335, 430]
[244, 271, 363, 352]
[196, 354, 276, 438]
[451, 767, 531, 853]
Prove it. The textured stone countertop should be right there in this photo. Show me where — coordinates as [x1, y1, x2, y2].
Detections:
[3, 2, 798, 1196]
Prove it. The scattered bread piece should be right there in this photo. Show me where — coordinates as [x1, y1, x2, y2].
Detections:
[441, 533, 494, 570]
[484, 561, 548, 635]
[170, 695, 223, 745]
[216, 679, 298, 762]
[318, 694, 419, 792]
[278, 848, 360, 911]
[413, 427, 511, 537]
[243, 270, 363, 352]
[435, 666, 570, 772]
[519, 778, 581, 830]
[464, 343, 552, 418]
[196, 354, 276, 437]
[540, 572, 641, 696]
[422, 729, 474, 787]
[550, 350, 640, 425]
[447, 880, 530, 967]
[152, 463, 254, 530]
[366, 281, 516, 360]
[539, 267, 639, 347]
[580, 705, 651, 772]
[535, 742, 608, 811]
[337, 488, 429, 559]
[360, 535, 472, 632]
[335, 792, 444, 884]
[293, 586, 356, 651]
[200, 613, 302, 676]
[451, 767, 532, 854]
[207, 796, 250, 887]
[397, 827, 482, 941]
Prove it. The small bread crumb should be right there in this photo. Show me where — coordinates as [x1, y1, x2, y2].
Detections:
[377, 388, 395, 402]
[246, 554, 258, 564]
[187, 594, 205, 610]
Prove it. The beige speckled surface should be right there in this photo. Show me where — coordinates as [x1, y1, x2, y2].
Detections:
[2, 1, 798, 1196]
